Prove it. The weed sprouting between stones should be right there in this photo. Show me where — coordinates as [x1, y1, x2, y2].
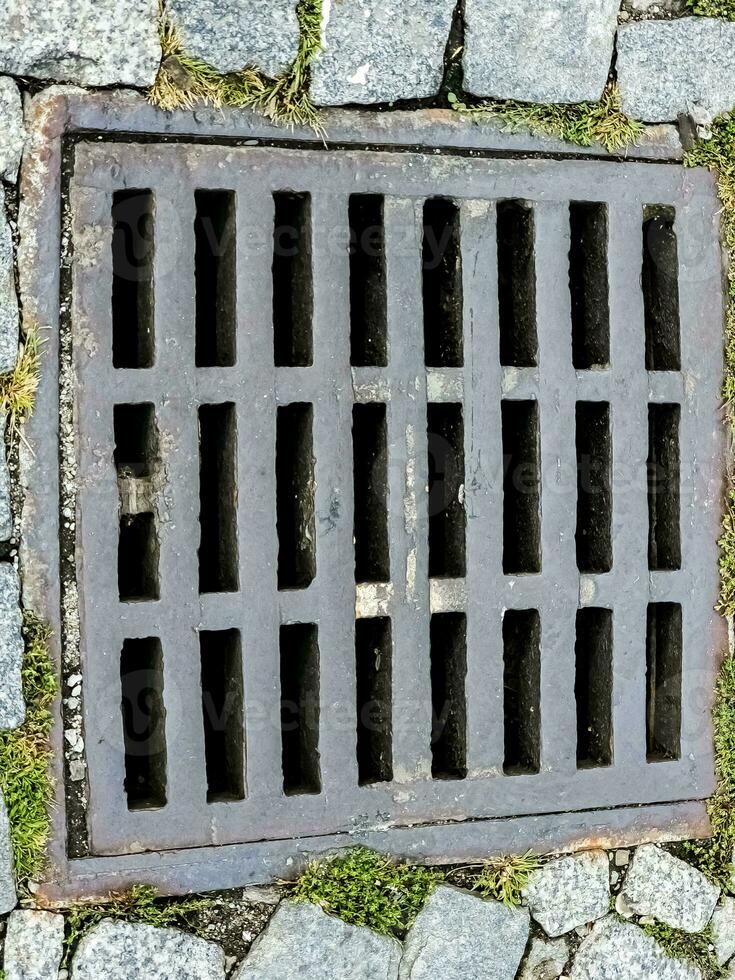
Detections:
[686, 0, 735, 18]
[150, 0, 322, 130]
[642, 922, 724, 979]
[62, 885, 215, 966]
[0, 612, 56, 887]
[467, 851, 541, 907]
[447, 83, 644, 153]
[291, 848, 441, 938]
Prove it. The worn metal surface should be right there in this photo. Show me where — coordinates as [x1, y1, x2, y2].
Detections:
[18, 90, 726, 899]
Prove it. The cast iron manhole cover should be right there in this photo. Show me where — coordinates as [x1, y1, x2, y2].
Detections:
[19, 92, 726, 899]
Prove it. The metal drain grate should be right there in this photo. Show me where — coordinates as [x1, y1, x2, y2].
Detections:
[20, 94, 726, 897]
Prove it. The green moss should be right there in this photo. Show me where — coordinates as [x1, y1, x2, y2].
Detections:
[291, 848, 442, 937]
[470, 851, 541, 907]
[642, 922, 724, 979]
[63, 885, 214, 965]
[448, 84, 644, 153]
[673, 657, 735, 888]
[150, 0, 322, 129]
[686, 0, 735, 18]
[0, 613, 56, 888]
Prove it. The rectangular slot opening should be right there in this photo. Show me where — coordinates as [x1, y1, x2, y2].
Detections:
[355, 617, 393, 785]
[118, 513, 160, 601]
[114, 403, 157, 478]
[427, 403, 466, 579]
[502, 400, 541, 575]
[643, 206, 681, 371]
[430, 613, 467, 779]
[121, 637, 166, 809]
[112, 189, 155, 369]
[195, 190, 236, 368]
[646, 602, 682, 762]
[497, 200, 537, 367]
[570, 202, 610, 369]
[422, 198, 463, 367]
[276, 403, 316, 590]
[198, 403, 239, 593]
[280, 623, 321, 795]
[200, 629, 245, 802]
[353, 403, 389, 583]
[648, 403, 681, 571]
[575, 608, 613, 768]
[503, 609, 541, 775]
[273, 192, 313, 367]
[350, 195, 387, 367]
[576, 401, 612, 574]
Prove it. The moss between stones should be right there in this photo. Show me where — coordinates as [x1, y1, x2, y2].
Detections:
[291, 848, 441, 938]
[642, 922, 724, 979]
[0, 612, 56, 888]
[61, 885, 215, 966]
[448, 83, 644, 153]
[686, 0, 735, 18]
[149, 0, 322, 130]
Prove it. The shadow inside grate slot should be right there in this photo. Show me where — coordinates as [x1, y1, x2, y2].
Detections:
[502, 400, 541, 575]
[353, 403, 390, 584]
[569, 202, 610, 369]
[273, 192, 313, 367]
[576, 401, 612, 574]
[423, 198, 463, 368]
[280, 623, 321, 795]
[575, 608, 613, 769]
[356, 617, 393, 785]
[276, 403, 316, 590]
[430, 612, 467, 780]
[648, 402, 681, 571]
[497, 200, 537, 368]
[111, 189, 155, 369]
[643, 206, 681, 372]
[195, 190, 236, 368]
[121, 636, 167, 810]
[200, 629, 245, 802]
[428, 403, 466, 579]
[198, 403, 239, 594]
[350, 194, 387, 367]
[503, 609, 541, 775]
[646, 602, 682, 762]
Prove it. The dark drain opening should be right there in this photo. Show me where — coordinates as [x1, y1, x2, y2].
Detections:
[112, 189, 155, 369]
[646, 602, 682, 762]
[118, 513, 160, 602]
[273, 192, 313, 367]
[114, 403, 157, 477]
[497, 200, 537, 368]
[121, 636, 167, 810]
[575, 608, 613, 769]
[643, 206, 681, 371]
[423, 198, 463, 368]
[353, 403, 390, 584]
[355, 617, 393, 785]
[430, 612, 467, 780]
[569, 202, 610, 369]
[428, 403, 466, 579]
[198, 403, 239, 594]
[648, 402, 681, 571]
[280, 623, 321, 795]
[502, 400, 541, 575]
[503, 609, 541, 775]
[195, 190, 237, 368]
[350, 195, 387, 367]
[276, 403, 316, 590]
[576, 401, 612, 574]
[200, 629, 245, 802]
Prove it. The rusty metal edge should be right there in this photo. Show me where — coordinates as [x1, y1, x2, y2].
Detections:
[35, 800, 709, 903]
[52, 86, 682, 162]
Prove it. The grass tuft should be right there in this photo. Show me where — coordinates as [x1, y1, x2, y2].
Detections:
[0, 612, 56, 887]
[469, 851, 541, 907]
[642, 922, 724, 979]
[448, 84, 644, 154]
[63, 885, 214, 965]
[686, 0, 735, 18]
[0, 328, 44, 434]
[150, 0, 322, 130]
[291, 848, 441, 937]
